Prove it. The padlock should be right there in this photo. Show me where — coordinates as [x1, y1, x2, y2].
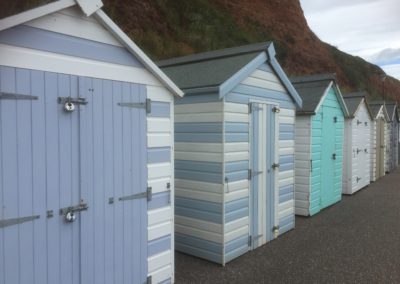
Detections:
[64, 101, 75, 112]
[65, 211, 76, 222]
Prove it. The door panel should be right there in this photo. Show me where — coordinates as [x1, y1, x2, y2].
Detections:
[250, 102, 276, 249]
[79, 77, 148, 284]
[320, 106, 335, 208]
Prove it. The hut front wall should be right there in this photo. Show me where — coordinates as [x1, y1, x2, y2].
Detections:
[0, 7, 175, 284]
[223, 62, 296, 263]
[310, 87, 344, 215]
[174, 93, 225, 264]
[343, 102, 371, 194]
[389, 119, 399, 171]
[385, 122, 391, 173]
[294, 116, 312, 216]
[370, 119, 377, 181]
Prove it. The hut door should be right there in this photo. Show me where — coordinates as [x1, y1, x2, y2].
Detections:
[376, 118, 385, 177]
[249, 102, 277, 250]
[320, 106, 336, 208]
[79, 77, 148, 284]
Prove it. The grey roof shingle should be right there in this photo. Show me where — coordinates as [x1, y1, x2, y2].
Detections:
[158, 42, 272, 90]
[342, 91, 373, 118]
[290, 74, 336, 114]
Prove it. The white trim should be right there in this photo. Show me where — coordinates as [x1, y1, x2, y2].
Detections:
[0, 44, 162, 86]
[0, 0, 76, 32]
[94, 10, 183, 97]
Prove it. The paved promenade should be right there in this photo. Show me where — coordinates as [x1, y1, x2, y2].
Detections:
[176, 169, 400, 283]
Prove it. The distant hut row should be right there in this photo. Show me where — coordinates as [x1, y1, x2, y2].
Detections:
[0, 1, 398, 282]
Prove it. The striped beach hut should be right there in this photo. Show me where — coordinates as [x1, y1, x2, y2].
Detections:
[0, 1, 183, 283]
[369, 102, 390, 180]
[384, 102, 399, 172]
[159, 42, 302, 264]
[342, 92, 373, 194]
[291, 74, 349, 216]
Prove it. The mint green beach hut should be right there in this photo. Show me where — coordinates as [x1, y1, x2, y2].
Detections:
[291, 74, 349, 216]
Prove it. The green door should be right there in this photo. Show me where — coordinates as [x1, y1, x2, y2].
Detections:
[320, 106, 336, 208]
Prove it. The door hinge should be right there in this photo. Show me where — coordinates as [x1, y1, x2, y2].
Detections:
[0, 92, 38, 100]
[248, 103, 262, 114]
[272, 106, 280, 113]
[0, 215, 40, 228]
[310, 159, 313, 172]
[146, 276, 152, 284]
[119, 186, 152, 202]
[272, 163, 280, 170]
[118, 98, 151, 113]
[248, 169, 263, 180]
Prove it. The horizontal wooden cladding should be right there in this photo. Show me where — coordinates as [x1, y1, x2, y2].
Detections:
[175, 160, 222, 183]
[176, 196, 222, 224]
[176, 216, 223, 244]
[0, 44, 162, 87]
[26, 6, 123, 46]
[175, 232, 222, 264]
[0, 25, 142, 68]
[175, 142, 223, 162]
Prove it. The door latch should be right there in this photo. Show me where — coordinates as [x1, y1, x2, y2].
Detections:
[60, 202, 88, 223]
[58, 97, 88, 112]
[332, 153, 337, 160]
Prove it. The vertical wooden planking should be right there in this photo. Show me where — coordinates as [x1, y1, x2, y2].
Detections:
[102, 79, 114, 284]
[1, 66, 19, 284]
[130, 83, 140, 283]
[92, 78, 105, 284]
[121, 82, 133, 284]
[44, 71, 61, 284]
[70, 75, 80, 284]
[31, 70, 47, 284]
[58, 73, 73, 284]
[79, 76, 95, 284]
[112, 81, 124, 284]
[0, 67, 3, 284]
[139, 84, 148, 282]
[16, 68, 35, 284]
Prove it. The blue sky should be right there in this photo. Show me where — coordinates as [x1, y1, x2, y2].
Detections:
[300, 0, 400, 79]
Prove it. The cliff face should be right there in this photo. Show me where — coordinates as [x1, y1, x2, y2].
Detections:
[2, 0, 399, 101]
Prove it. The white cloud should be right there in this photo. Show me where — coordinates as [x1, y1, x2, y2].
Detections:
[382, 64, 400, 79]
[300, 0, 400, 79]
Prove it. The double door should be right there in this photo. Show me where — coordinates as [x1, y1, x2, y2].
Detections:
[249, 102, 278, 249]
[0, 67, 147, 284]
[376, 118, 385, 178]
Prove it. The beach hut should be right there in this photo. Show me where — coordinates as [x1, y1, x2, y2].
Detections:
[342, 92, 373, 194]
[158, 42, 302, 264]
[369, 102, 390, 181]
[384, 102, 399, 172]
[291, 74, 349, 216]
[0, 1, 183, 283]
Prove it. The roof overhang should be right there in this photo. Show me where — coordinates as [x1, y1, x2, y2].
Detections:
[0, 0, 183, 98]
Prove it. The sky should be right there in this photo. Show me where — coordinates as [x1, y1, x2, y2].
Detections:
[300, 0, 400, 79]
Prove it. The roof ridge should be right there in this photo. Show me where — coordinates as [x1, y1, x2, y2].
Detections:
[158, 42, 271, 67]
[290, 73, 336, 84]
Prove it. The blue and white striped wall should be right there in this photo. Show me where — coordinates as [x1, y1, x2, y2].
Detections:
[174, 62, 296, 264]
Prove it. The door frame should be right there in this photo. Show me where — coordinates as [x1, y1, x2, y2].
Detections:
[248, 99, 279, 249]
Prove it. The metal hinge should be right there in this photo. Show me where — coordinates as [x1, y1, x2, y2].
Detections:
[59, 202, 88, 216]
[118, 98, 151, 113]
[0, 215, 40, 228]
[248, 169, 263, 180]
[146, 276, 152, 284]
[248, 103, 262, 114]
[248, 235, 262, 247]
[272, 163, 280, 170]
[248, 235, 252, 246]
[0, 92, 38, 100]
[272, 106, 280, 113]
[58, 97, 88, 105]
[119, 186, 152, 202]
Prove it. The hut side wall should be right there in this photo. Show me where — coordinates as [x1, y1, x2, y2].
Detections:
[223, 63, 296, 263]
[174, 94, 225, 264]
[294, 116, 312, 216]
